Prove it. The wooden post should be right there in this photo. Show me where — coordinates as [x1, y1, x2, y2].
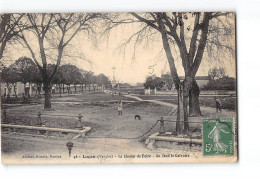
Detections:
[3, 109, 7, 123]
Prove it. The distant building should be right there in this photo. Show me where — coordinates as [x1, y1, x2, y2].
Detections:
[177, 76, 210, 89]
[144, 87, 157, 95]
[118, 83, 132, 90]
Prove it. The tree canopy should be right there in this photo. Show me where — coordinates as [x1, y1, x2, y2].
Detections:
[144, 75, 164, 90]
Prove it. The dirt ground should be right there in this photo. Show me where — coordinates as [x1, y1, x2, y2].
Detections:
[1, 91, 236, 162]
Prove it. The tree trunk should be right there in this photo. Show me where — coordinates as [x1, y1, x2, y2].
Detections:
[93, 85, 96, 93]
[183, 89, 189, 133]
[7, 83, 11, 99]
[37, 83, 42, 99]
[176, 88, 183, 135]
[176, 82, 190, 135]
[189, 80, 201, 116]
[0, 40, 7, 60]
[43, 82, 52, 110]
[14, 84, 17, 98]
[59, 84, 62, 97]
[28, 83, 31, 98]
[23, 83, 26, 96]
[67, 85, 70, 95]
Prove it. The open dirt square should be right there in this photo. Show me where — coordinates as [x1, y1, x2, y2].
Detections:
[1, 91, 236, 164]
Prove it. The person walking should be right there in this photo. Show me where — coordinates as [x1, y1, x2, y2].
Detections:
[118, 100, 123, 115]
[215, 97, 222, 113]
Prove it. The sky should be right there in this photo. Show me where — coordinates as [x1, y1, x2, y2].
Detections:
[1, 13, 236, 85]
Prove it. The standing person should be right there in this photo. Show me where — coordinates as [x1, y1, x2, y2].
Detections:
[118, 100, 123, 115]
[215, 97, 222, 113]
[52, 86, 55, 94]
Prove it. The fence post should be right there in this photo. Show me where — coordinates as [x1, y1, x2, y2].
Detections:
[66, 141, 73, 157]
[159, 117, 165, 135]
[36, 111, 42, 126]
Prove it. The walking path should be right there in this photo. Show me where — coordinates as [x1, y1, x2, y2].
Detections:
[123, 93, 235, 118]
[104, 89, 176, 108]
[124, 94, 176, 108]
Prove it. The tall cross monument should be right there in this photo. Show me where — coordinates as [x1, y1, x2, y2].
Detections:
[112, 66, 116, 88]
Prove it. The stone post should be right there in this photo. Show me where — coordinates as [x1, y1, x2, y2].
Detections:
[36, 111, 42, 126]
[159, 117, 165, 135]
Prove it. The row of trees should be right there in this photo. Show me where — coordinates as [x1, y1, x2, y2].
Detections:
[203, 76, 236, 91]
[54, 64, 111, 94]
[1, 13, 235, 135]
[0, 13, 110, 109]
[144, 68, 235, 91]
[2, 57, 111, 96]
[205, 67, 235, 91]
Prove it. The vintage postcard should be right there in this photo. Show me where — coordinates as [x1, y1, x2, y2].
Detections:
[0, 12, 237, 164]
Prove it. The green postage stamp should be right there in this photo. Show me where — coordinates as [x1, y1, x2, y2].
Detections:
[203, 118, 234, 156]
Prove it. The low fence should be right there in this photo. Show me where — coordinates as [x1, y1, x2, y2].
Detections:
[1, 109, 204, 140]
[1, 109, 92, 140]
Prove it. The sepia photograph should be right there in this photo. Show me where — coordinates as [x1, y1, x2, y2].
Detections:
[0, 12, 237, 164]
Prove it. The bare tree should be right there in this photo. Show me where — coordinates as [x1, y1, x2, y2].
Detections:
[112, 12, 234, 135]
[16, 13, 102, 109]
[130, 12, 234, 134]
[0, 14, 24, 60]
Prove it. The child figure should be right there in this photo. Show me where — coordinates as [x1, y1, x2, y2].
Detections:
[118, 100, 123, 115]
